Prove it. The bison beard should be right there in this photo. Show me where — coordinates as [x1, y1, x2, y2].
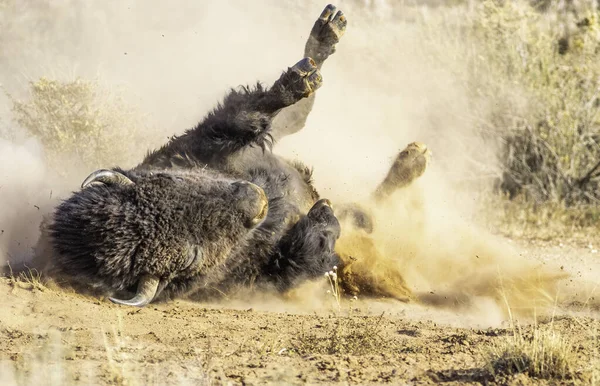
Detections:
[43, 5, 429, 307]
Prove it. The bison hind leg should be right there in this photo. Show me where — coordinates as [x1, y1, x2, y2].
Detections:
[372, 142, 431, 202]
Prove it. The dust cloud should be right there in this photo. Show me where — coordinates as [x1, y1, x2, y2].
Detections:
[0, 0, 575, 323]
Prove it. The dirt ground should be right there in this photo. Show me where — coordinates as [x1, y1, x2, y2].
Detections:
[1, 237, 599, 386]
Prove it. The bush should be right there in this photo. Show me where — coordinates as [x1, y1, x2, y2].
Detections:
[404, 0, 600, 206]
[463, 1, 600, 204]
[485, 324, 575, 380]
[7, 77, 146, 172]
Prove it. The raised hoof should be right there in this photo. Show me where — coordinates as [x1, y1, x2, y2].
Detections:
[278, 57, 323, 101]
[305, 4, 347, 65]
[373, 142, 432, 201]
[392, 142, 431, 181]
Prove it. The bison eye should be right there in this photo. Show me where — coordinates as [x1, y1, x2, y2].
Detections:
[319, 235, 329, 250]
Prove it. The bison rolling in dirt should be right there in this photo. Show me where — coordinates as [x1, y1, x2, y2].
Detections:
[45, 5, 429, 307]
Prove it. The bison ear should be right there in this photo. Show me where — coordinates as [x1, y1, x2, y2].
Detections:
[81, 169, 134, 189]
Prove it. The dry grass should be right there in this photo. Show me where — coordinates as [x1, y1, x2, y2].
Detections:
[481, 278, 598, 383]
[1, 316, 214, 386]
[291, 313, 386, 356]
[484, 322, 575, 380]
[324, 266, 342, 313]
[483, 318, 600, 383]
[6, 264, 48, 292]
[476, 191, 600, 242]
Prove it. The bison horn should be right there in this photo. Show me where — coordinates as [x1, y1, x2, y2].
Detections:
[109, 274, 160, 307]
[81, 169, 134, 189]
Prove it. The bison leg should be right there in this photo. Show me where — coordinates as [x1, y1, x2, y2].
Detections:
[305, 4, 347, 69]
[263, 199, 342, 291]
[272, 4, 347, 140]
[372, 142, 431, 202]
[335, 202, 374, 234]
[139, 58, 322, 167]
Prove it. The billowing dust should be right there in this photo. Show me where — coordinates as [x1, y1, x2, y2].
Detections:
[0, 0, 591, 326]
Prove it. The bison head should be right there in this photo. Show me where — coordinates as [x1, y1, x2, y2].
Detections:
[49, 168, 268, 307]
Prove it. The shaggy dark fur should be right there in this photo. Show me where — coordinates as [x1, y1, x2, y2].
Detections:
[263, 199, 341, 291]
[48, 5, 349, 305]
[50, 169, 269, 295]
[44, 5, 427, 306]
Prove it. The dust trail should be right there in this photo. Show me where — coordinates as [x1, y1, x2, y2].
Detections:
[0, 138, 52, 265]
[0, 0, 584, 323]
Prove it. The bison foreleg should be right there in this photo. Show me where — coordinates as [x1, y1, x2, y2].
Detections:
[198, 57, 322, 155]
[199, 57, 322, 156]
[139, 58, 322, 167]
[272, 4, 347, 140]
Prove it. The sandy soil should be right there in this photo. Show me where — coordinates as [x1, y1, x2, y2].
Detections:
[1, 237, 598, 386]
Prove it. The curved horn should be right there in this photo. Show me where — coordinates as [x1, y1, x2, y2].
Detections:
[81, 169, 134, 189]
[109, 274, 160, 307]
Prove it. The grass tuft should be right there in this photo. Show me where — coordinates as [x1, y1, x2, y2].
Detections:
[485, 324, 575, 380]
[6, 263, 48, 292]
[291, 313, 386, 356]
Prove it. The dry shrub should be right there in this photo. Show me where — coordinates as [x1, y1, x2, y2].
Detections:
[460, 1, 600, 204]
[485, 323, 576, 380]
[6, 77, 146, 173]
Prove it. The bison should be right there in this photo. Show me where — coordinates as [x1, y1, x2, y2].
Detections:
[42, 4, 430, 307]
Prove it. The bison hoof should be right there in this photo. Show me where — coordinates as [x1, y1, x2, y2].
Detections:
[283, 57, 323, 100]
[393, 142, 431, 181]
[336, 203, 374, 234]
[373, 142, 432, 201]
[305, 4, 347, 64]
